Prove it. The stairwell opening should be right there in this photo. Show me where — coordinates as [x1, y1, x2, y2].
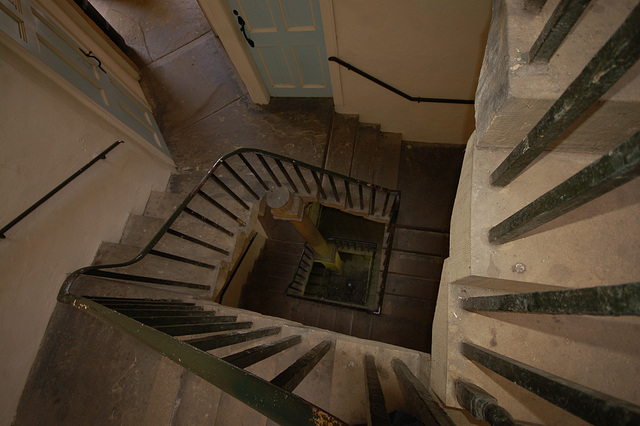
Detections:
[288, 204, 386, 310]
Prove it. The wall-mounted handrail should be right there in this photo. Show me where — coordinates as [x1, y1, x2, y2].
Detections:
[1, 140, 123, 239]
[328, 56, 474, 105]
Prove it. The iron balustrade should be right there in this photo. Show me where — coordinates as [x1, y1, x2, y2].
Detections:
[461, 342, 640, 425]
[1, 141, 123, 239]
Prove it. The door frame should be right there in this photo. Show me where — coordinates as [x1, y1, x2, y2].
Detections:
[196, 0, 343, 105]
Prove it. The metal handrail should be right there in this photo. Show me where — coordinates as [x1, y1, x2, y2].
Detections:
[328, 56, 474, 105]
[1, 140, 123, 239]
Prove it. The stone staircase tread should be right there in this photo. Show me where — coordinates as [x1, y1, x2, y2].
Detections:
[93, 242, 219, 287]
[350, 123, 380, 182]
[253, 260, 298, 278]
[245, 275, 292, 293]
[70, 275, 204, 299]
[325, 113, 358, 176]
[120, 215, 235, 264]
[392, 227, 449, 257]
[373, 132, 402, 189]
[259, 249, 303, 265]
[145, 190, 250, 228]
[370, 315, 432, 353]
[384, 273, 440, 301]
[381, 294, 436, 324]
[388, 251, 445, 280]
[172, 372, 223, 425]
[264, 239, 305, 255]
[241, 287, 294, 319]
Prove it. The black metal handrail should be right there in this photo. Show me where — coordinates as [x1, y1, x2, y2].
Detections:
[1, 140, 123, 239]
[328, 56, 475, 105]
[56, 147, 399, 424]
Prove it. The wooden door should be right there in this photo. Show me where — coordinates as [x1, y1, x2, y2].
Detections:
[227, 0, 332, 97]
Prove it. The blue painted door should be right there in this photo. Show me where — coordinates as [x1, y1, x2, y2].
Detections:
[227, 0, 332, 97]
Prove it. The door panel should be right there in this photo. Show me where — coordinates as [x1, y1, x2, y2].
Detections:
[278, 0, 315, 30]
[291, 44, 326, 88]
[238, 0, 276, 32]
[228, 0, 331, 97]
[257, 45, 295, 87]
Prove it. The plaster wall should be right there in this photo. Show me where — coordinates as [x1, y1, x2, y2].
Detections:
[327, 0, 491, 143]
[0, 41, 173, 424]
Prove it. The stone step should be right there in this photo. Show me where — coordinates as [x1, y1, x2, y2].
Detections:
[245, 273, 292, 293]
[328, 338, 422, 425]
[240, 287, 295, 319]
[372, 132, 402, 190]
[92, 241, 219, 288]
[351, 123, 381, 183]
[370, 315, 432, 353]
[380, 294, 436, 324]
[252, 260, 298, 280]
[170, 371, 223, 425]
[264, 239, 305, 256]
[120, 215, 235, 264]
[384, 273, 439, 301]
[392, 227, 449, 257]
[259, 246, 302, 265]
[70, 275, 206, 299]
[388, 251, 445, 280]
[144, 190, 248, 231]
[475, 0, 640, 155]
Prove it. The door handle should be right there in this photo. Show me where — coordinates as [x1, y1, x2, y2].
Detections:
[233, 10, 255, 48]
[79, 48, 106, 73]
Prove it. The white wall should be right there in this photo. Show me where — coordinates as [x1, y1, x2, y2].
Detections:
[0, 40, 173, 424]
[326, 0, 491, 143]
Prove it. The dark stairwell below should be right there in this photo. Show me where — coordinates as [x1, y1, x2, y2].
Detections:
[237, 120, 464, 353]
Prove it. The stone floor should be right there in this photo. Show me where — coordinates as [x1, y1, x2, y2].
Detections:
[91, 0, 334, 171]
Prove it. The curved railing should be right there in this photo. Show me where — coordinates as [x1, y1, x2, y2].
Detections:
[58, 147, 400, 300]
